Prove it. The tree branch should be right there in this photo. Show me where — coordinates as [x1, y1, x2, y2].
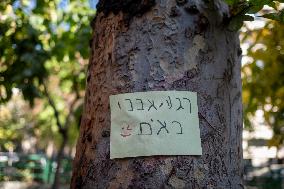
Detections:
[63, 94, 80, 129]
[43, 81, 64, 133]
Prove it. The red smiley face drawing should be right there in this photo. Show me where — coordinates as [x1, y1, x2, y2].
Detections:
[120, 124, 133, 138]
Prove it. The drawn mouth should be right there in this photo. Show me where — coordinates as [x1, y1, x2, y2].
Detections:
[120, 134, 131, 137]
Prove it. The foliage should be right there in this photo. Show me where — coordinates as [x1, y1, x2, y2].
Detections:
[242, 21, 284, 148]
[0, 91, 33, 151]
[0, 0, 93, 104]
[0, 0, 94, 152]
[224, 0, 284, 30]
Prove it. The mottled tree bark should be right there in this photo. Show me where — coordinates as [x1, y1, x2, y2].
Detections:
[71, 0, 243, 188]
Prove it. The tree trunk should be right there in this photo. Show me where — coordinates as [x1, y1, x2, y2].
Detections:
[71, 0, 243, 188]
[52, 132, 68, 189]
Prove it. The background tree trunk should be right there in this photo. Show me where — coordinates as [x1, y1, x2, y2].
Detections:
[52, 131, 67, 189]
[71, 0, 243, 188]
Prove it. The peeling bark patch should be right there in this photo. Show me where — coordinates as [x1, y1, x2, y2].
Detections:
[108, 162, 133, 189]
[168, 175, 186, 188]
[184, 35, 205, 70]
[160, 158, 174, 176]
[194, 166, 205, 181]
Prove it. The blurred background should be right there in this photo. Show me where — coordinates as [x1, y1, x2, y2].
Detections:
[0, 0, 283, 189]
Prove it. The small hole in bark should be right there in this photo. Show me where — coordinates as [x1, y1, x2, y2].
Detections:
[102, 130, 110, 137]
[176, 0, 187, 6]
[170, 6, 180, 17]
[237, 48, 242, 56]
[87, 133, 92, 142]
[106, 152, 110, 159]
[90, 16, 96, 29]
[91, 143, 97, 150]
[185, 27, 193, 38]
[107, 53, 112, 62]
[222, 13, 230, 25]
[89, 38, 93, 48]
[194, 15, 209, 34]
[87, 74, 91, 83]
[184, 5, 199, 14]
[99, 116, 105, 123]
[75, 176, 83, 189]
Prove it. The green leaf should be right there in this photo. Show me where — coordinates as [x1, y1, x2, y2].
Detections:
[267, 1, 278, 10]
[228, 14, 254, 31]
[248, 0, 272, 14]
[230, 2, 250, 16]
[262, 9, 284, 23]
[225, 0, 239, 5]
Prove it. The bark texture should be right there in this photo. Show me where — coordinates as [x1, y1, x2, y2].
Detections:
[71, 0, 243, 188]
